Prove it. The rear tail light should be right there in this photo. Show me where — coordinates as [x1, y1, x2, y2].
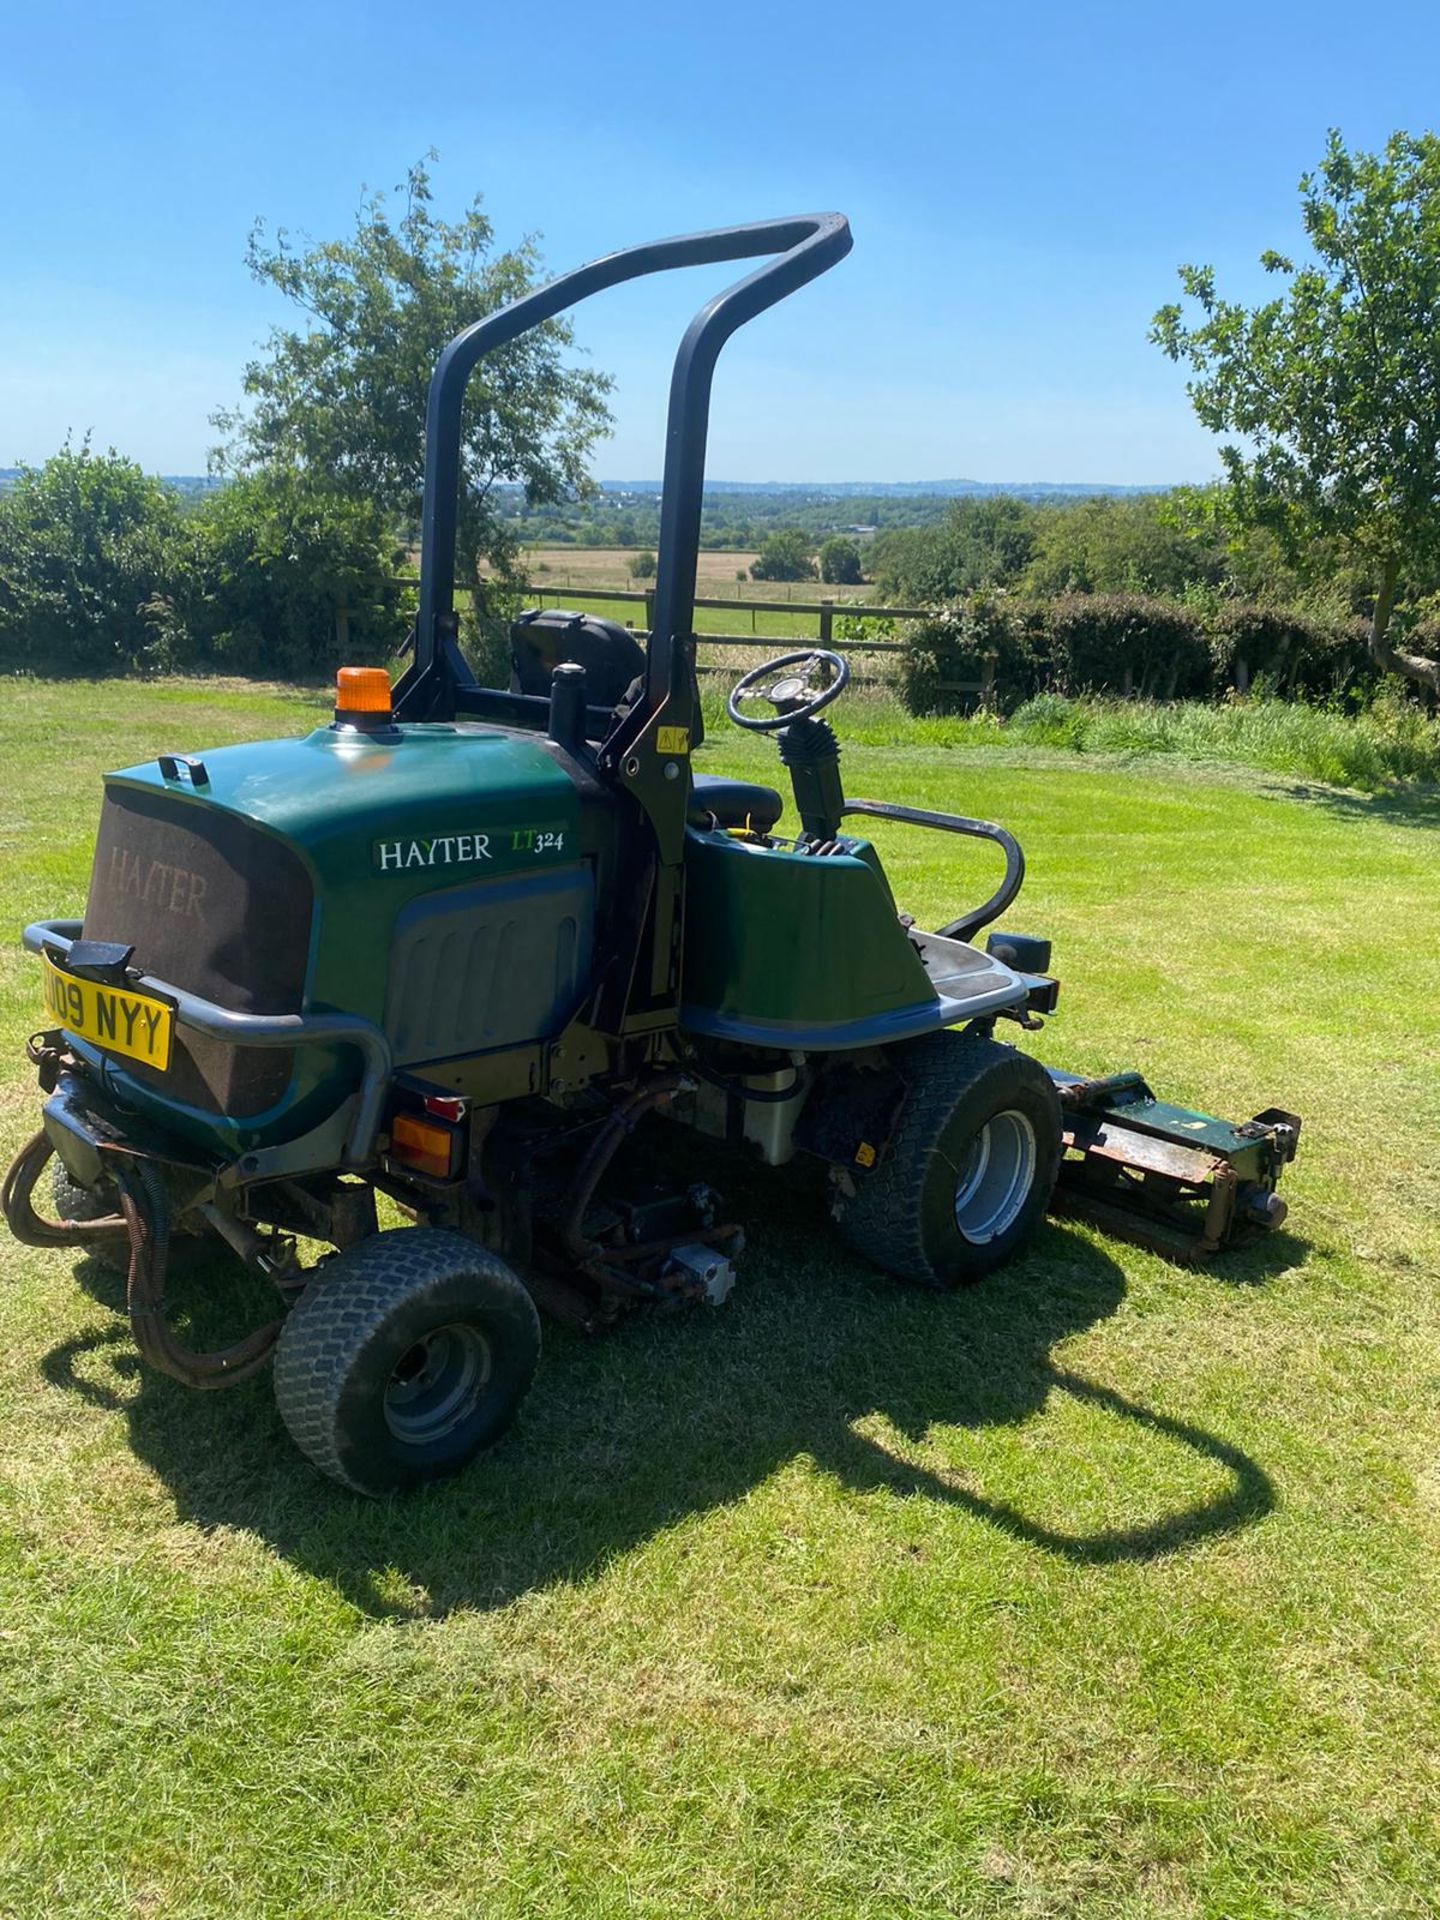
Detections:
[389, 1112, 462, 1180]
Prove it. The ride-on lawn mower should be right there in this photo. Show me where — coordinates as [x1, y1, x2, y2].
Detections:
[3, 216, 1301, 1495]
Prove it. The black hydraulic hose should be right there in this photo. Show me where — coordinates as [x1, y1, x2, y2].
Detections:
[108, 1158, 282, 1391]
[558, 1075, 688, 1263]
[1, 1134, 281, 1390]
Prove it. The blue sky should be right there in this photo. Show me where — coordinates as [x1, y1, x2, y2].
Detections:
[2, 0, 1435, 484]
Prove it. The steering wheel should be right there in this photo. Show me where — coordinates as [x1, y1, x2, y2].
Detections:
[726, 648, 851, 733]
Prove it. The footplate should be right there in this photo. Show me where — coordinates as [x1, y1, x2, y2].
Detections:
[1047, 1070, 1301, 1261]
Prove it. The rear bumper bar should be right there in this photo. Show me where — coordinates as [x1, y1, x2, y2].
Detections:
[23, 920, 393, 1170]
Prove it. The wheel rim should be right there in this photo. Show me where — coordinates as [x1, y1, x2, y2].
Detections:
[952, 1109, 1038, 1244]
[383, 1323, 492, 1446]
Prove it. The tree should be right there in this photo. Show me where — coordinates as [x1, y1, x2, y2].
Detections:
[871, 497, 1037, 603]
[1021, 494, 1222, 598]
[213, 157, 613, 619]
[156, 471, 407, 679]
[818, 535, 864, 585]
[0, 442, 180, 673]
[628, 549, 657, 579]
[1153, 129, 1440, 692]
[750, 530, 816, 582]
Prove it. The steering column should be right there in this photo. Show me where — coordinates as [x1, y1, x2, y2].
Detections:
[726, 649, 851, 842]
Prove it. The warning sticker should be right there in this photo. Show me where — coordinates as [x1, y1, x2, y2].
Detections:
[656, 726, 690, 756]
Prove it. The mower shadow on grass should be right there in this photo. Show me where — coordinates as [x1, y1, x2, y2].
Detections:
[41, 1157, 1282, 1620]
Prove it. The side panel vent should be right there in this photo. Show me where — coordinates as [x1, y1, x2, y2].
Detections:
[385, 866, 595, 1065]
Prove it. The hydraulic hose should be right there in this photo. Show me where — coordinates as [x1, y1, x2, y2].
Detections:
[1, 1131, 128, 1257]
[2, 1132, 281, 1389]
[558, 1074, 689, 1263]
[109, 1158, 282, 1390]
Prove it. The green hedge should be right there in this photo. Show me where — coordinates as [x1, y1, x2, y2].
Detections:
[0, 446, 180, 674]
[156, 472, 407, 679]
[0, 450, 407, 680]
[898, 593, 1406, 715]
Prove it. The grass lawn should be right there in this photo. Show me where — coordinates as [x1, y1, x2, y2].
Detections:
[1, 678, 1438, 1919]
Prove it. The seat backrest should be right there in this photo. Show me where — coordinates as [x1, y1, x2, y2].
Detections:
[510, 608, 646, 710]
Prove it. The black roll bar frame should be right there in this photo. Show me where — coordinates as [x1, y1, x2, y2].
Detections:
[392, 214, 853, 740]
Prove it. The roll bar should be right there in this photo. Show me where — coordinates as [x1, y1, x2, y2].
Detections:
[393, 214, 852, 724]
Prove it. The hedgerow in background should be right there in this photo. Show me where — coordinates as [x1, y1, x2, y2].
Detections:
[894, 592, 1420, 716]
[898, 594, 1213, 713]
[897, 594, 1041, 714]
[1045, 594, 1210, 697]
[1204, 603, 1373, 700]
[155, 472, 408, 678]
[0, 443, 179, 674]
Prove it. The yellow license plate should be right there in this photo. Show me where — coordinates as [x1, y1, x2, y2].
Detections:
[41, 954, 174, 1071]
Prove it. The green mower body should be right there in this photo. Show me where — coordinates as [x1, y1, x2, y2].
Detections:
[52, 718, 1016, 1172]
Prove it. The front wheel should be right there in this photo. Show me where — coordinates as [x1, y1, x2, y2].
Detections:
[834, 1032, 1062, 1288]
[273, 1228, 541, 1495]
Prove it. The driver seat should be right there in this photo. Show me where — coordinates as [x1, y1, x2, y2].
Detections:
[688, 773, 784, 833]
[510, 608, 645, 710]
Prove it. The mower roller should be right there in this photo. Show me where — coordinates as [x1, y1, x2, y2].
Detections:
[2, 214, 1300, 1494]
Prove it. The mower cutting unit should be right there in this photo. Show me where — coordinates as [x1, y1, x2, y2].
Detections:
[3, 214, 1301, 1494]
[1049, 1072, 1300, 1262]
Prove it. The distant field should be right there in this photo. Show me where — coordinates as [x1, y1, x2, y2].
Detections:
[506, 546, 874, 604]
[468, 546, 884, 655]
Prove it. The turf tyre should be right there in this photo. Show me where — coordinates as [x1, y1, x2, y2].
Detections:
[273, 1227, 542, 1495]
[51, 1162, 117, 1229]
[835, 1032, 1062, 1288]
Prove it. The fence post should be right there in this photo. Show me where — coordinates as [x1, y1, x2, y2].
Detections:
[819, 599, 834, 648]
[644, 588, 655, 635]
[980, 650, 997, 710]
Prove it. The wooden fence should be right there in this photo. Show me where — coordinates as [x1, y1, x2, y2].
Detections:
[537, 584, 916, 653]
[495, 591, 990, 706]
[393, 581, 997, 702]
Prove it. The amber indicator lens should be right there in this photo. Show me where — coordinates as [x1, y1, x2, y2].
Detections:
[390, 1112, 460, 1180]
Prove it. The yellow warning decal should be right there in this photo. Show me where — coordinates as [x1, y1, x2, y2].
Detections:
[656, 726, 690, 755]
[854, 1141, 877, 1168]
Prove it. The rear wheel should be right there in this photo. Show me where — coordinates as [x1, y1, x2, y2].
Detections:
[272, 1228, 542, 1495]
[834, 1032, 1062, 1288]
